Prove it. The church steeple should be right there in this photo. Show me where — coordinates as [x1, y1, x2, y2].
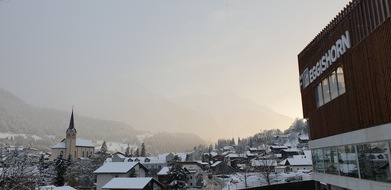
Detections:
[66, 109, 77, 159]
[66, 109, 77, 133]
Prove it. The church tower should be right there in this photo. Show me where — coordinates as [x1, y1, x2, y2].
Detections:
[65, 109, 77, 159]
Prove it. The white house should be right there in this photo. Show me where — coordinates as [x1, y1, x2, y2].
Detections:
[102, 177, 164, 190]
[93, 162, 149, 190]
[278, 151, 312, 173]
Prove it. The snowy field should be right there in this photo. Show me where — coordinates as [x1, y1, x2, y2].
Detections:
[220, 171, 311, 190]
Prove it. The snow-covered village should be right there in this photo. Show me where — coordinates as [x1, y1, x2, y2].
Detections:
[0, 110, 312, 190]
[2, 0, 391, 190]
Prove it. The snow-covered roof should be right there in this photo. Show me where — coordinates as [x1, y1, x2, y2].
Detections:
[282, 155, 312, 166]
[102, 177, 155, 189]
[157, 166, 170, 175]
[93, 162, 139, 174]
[270, 145, 288, 149]
[125, 156, 166, 164]
[52, 139, 94, 149]
[299, 135, 309, 141]
[226, 153, 242, 158]
[281, 148, 300, 153]
[211, 161, 222, 167]
[76, 139, 94, 147]
[39, 186, 76, 190]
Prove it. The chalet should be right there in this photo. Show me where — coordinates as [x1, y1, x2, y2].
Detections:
[210, 161, 236, 175]
[94, 162, 149, 190]
[278, 155, 312, 173]
[269, 145, 288, 154]
[248, 147, 266, 155]
[280, 148, 300, 160]
[102, 177, 164, 190]
[178, 162, 204, 188]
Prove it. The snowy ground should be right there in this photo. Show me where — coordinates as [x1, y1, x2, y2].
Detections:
[219, 171, 311, 190]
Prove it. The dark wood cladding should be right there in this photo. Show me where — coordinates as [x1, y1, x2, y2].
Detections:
[298, 0, 391, 140]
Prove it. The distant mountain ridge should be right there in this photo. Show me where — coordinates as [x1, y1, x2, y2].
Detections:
[0, 88, 205, 154]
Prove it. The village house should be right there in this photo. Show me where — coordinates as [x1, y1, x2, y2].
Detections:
[102, 177, 164, 190]
[94, 162, 149, 190]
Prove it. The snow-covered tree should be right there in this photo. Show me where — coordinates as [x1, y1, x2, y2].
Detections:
[0, 149, 41, 190]
[167, 155, 188, 190]
[101, 141, 108, 154]
[53, 152, 69, 186]
[125, 144, 131, 157]
[141, 143, 146, 157]
[134, 148, 140, 157]
[65, 159, 96, 188]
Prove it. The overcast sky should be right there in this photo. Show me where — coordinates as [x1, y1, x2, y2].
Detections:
[0, 0, 350, 124]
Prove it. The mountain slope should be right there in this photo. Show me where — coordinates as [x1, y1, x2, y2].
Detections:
[172, 92, 294, 139]
[0, 88, 205, 153]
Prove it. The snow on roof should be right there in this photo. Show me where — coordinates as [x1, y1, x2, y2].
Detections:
[226, 153, 241, 158]
[52, 142, 66, 149]
[39, 186, 76, 190]
[126, 156, 166, 164]
[270, 145, 288, 149]
[211, 161, 222, 167]
[76, 139, 94, 147]
[281, 148, 300, 152]
[102, 177, 154, 189]
[94, 162, 138, 174]
[52, 139, 94, 149]
[284, 155, 312, 166]
[157, 166, 170, 175]
[299, 135, 309, 140]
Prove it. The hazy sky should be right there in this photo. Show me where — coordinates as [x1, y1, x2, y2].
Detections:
[0, 1, 350, 125]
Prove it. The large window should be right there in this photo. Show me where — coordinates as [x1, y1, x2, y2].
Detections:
[337, 145, 358, 178]
[312, 141, 391, 183]
[357, 142, 390, 182]
[315, 66, 346, 107]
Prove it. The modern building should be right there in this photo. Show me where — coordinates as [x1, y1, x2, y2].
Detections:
[50, 110, 95, 161]
[298, 0, 391, 189]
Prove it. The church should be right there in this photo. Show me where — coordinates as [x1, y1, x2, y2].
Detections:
[50, 110, 95, 161]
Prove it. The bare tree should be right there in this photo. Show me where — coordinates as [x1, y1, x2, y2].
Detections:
[253, 154, 277, 186]
[0, 149, 41, 190]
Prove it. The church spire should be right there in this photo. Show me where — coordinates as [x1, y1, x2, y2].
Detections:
[67, 109, 77, 133]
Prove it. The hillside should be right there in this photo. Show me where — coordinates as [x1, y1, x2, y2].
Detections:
[0, 88, 205, 153]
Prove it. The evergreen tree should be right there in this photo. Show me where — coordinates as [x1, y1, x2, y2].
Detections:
[167, 155, 188, 190]
[54, 152, 68, 186]
[65, 159, 96, 188]
[141, 143, 146, 157]
[125, 144, 130, 157]
[135, 148, 140, 157]
[101, 141, 108, 154]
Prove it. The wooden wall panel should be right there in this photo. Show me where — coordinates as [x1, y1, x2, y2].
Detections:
[298, 0, 391, 140]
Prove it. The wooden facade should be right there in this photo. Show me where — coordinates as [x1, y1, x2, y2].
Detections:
[298, 0, 391, 140]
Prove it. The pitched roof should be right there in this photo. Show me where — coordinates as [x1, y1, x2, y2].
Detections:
[52, 139, 94, 149]
[102, 177, 160, 189]
[93, 162, 139, 174]
[157, 166, 170, 175]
